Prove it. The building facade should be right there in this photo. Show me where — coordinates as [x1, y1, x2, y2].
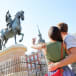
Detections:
[25, 50, 47, 76]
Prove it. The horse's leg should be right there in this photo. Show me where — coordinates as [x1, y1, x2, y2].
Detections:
[1, 40, 3, 50]
[0, 39, 2, 50]
[3, 39, 8, 48]
[14, 34, 17, 44]
[19, 33, 24, 42]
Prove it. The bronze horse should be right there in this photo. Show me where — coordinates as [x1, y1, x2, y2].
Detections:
[0, 10, 24, 49]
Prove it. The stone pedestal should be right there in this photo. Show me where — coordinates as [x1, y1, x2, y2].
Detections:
[0, 44, 27, 62]
[0, 44, 27, 76]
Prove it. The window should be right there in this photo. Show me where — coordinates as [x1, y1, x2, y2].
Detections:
[31, 56, 33, 61]
[32, 64, 35, 68]
[41, 53, 43, 57]
[35, 55, 37, 60]
[36, 61, 38, 64]
[28, 64, 31, 69]
[27, 58, 30, 62]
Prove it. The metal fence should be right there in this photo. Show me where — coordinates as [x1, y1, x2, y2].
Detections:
[0, 56, 47, 76]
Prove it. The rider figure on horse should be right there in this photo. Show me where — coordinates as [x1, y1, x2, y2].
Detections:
[5, 10, 12, 31]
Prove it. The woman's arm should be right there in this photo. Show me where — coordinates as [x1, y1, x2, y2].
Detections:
[31, 38, 47, 53]
[48, 42, 71, 71]
[31, 43, 47, 56]
[31, 43, 46, 50]
[48, 46, 76, 71]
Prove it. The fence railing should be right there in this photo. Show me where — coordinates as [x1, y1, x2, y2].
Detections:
[0, 56, 47, 76]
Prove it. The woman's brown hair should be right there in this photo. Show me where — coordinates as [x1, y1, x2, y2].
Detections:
[48, 26, 63, 42]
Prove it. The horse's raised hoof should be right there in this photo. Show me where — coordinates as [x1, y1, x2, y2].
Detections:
[19, 40, 22, 42]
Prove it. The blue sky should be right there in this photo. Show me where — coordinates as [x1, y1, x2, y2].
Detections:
[0, 0, 76, 54]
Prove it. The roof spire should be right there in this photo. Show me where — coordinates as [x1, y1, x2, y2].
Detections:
[36, 25, 45, 44]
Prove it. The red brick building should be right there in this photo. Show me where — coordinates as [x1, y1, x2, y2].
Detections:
[25, 50, 47, 72]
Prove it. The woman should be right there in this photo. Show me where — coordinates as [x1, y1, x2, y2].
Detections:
[31, 26, 74, 76]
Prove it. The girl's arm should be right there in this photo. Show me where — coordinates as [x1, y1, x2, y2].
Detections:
[31, 38, 47, 55]
[31, 43, 46, 50]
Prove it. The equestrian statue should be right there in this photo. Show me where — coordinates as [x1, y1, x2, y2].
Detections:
[0, 10, 24, 50]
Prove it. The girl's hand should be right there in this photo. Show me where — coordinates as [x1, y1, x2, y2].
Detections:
[32, 38, 36, 45]
[48, 63, 58, 71]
